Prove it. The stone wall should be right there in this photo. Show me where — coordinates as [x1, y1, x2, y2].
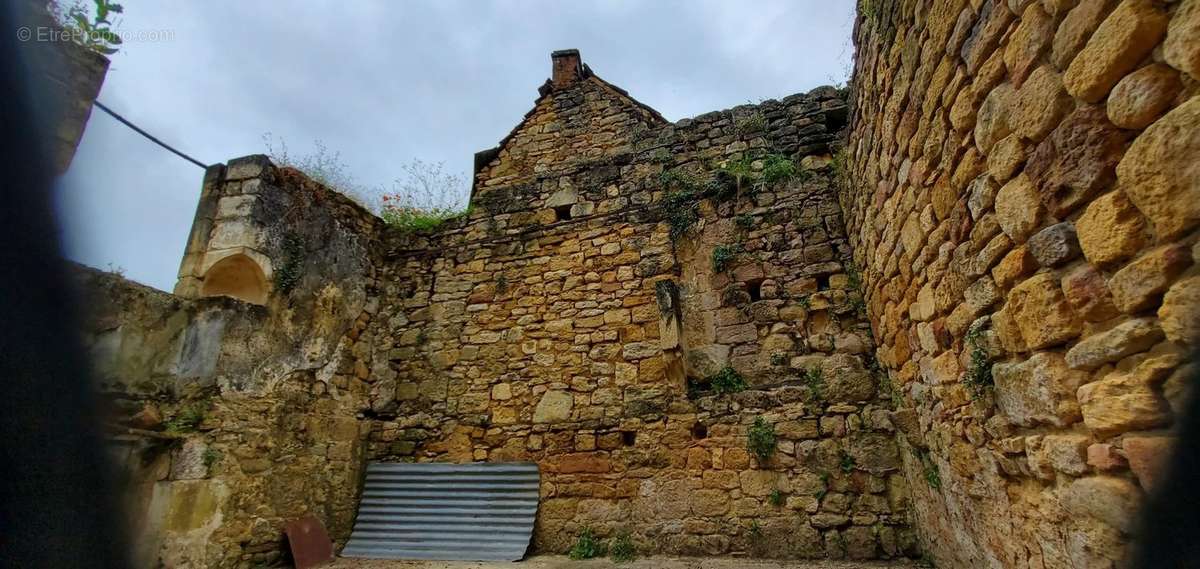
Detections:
[355, 59, 915, 560]
[843, 0, 1199, 566]
[82, 61, 920, 562]
[83, 159, 383, 568]
[20, 0, 109, 173]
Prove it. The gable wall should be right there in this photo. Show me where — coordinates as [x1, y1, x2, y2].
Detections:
[359, 82, 917, 559]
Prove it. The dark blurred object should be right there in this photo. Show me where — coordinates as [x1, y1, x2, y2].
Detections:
[0, 1, 128, 568]
[1131, 365, 1200, 569]
[285, 515, 334, 569]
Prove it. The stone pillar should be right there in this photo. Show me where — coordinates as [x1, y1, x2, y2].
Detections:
[173, 155, 274, 304]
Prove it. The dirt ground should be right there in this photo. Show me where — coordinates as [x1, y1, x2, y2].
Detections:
[328, 555, 917, 569]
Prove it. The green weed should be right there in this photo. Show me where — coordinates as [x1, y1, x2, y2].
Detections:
[708, 366, 748, 394]
[568, 528, 605, 560]
[609, 531, 636, 563]
[747, 416, 777, 462]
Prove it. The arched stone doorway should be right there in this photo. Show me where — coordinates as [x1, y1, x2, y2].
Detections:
[199, 253, 268, 305]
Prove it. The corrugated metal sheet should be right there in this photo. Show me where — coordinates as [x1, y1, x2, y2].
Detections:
[342, 462, 540, 562]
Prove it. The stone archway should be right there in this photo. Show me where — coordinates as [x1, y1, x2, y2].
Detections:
[199, 253, 268, 305]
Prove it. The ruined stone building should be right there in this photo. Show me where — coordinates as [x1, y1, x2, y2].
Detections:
[83, 1, 1200, 567]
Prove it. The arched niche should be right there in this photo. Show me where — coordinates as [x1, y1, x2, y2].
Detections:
[199, 253, 268, 305]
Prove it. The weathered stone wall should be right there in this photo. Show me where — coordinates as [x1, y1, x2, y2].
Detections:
[82, 160, 384, 568]
[843, 0, 1199, 566]
[20, 0, 109, 173]
[357, 63, 915, 560]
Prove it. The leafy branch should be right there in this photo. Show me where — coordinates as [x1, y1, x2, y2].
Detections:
[52, 0, 125, 55]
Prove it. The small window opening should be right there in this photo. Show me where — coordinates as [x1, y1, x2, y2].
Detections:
[691, 422, 708, 440]
[621, 431, 637, 446]
[816, 274, 831, 291]
[746, 279, 765, 302]
[553, 204, 573, 221]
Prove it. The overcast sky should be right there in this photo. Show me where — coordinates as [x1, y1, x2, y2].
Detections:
[56, 1, 856, 292]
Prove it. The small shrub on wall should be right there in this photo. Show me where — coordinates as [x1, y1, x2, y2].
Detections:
[609, 531, 636, 563]
[711, 243, 744, 273]
[708, 365, 747, 394]
[747, 416, 777, 462]
[568, 528, 605, 560]
[963, 323, 994, 401]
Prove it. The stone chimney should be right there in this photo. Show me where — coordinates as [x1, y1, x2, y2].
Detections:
[551, 49, 582, 89]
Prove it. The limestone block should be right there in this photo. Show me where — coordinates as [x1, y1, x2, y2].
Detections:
[545, 187, 578, 208]
[1164, 0, 1200, 79]
[1122, 433, 1173, 490]
[1118, 97, 1200, 240]
[740, 470, 787, 497]
[1063, 0, 1168, 102]
[395, 382, 418, 401]
[1006, 4, 1057, 86]
[615, 362, 638, 383]
[1006, 272, 1082, 349]
[1077, 356, 1174, 438]
[776, 419, 820, 440]
[820, 353, 877, 403]
[1041, 434, 1091, 475]
[1059, 476, 1141, 533]
[963, 0, 1017, 74]
[1028, 222, 1082, 267]
[1065, 317, 1163, 370]
[715, 323, 757, 344]
[900, 212, 924, 258]
[1075, 190, 1147, 268]
[987, 135, 1031, 183]
[910, 283, 937, 321]
[1160, 275, 1200, 346]
[993, 246, 1037, 289]
[214, 195, 256, 220]
[1087, 442, 1128, 471]
[1052, 0, 1119, 70]
[570, 202, 595, 217]
[1108, 243, 1192, 313]
[844, 525, 880, 560]
[1026, 105, 1131, 218]
[224, 155, 269, 180]
[603, 308, 631, 325]
[848, 433, 902, 474]
[686, 345, 729, 378]
[369, 379, 396, 412]
[995, 174, 1043, 242]
[993, 351, 1088, 426]
[1012, 65, 1074, 141]
[967, 174, 1000, 220]
[621, 342, 660, 360]
[975, 83, 1016, 152]
[491, 383, 512, 400]
[554, 452, 610, 474]
[1061, 264, 1120, 322]
[207, 219, 263, 250]
[690, 489, 731, 516]
[533, 390, 573, 423]
[1106, 64, 1183, 130]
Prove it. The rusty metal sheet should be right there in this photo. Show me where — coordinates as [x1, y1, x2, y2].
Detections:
[342, 462, 540, 561]
[285, 515, 333, 569]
